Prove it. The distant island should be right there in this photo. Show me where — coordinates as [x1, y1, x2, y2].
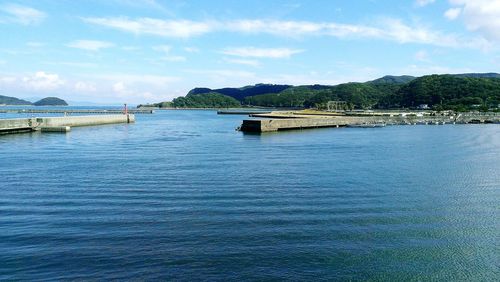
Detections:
[139, 73, 500, 112]
[0, 95, 68, 106]
[33, 97, 68, 106]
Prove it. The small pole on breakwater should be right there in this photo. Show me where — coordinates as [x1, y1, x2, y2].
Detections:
[124, 103, 130, 123]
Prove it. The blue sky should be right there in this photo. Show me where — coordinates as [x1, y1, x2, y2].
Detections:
[0, 0, 499, 104]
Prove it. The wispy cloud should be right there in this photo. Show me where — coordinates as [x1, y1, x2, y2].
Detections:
[222, 47, 303, 58]
[0, 3, 46, 25]
[82, 17, 214, 38]
[223, 58, 260, 67]
[81, 16, 488, 50]
[66, 40, 114, 51]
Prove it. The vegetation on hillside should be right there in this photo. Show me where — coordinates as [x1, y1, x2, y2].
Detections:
[387, 75, 500, 111]
[368, 75, 416, 84]
[33, 97, 68, 106]
[171, 92, 240, 108]
[141, 73, 500, 111]
[0, 95, 32, 105]
[188, 84, 291, 101]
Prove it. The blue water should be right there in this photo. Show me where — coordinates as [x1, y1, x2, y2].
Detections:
[1, 110, 499, 280]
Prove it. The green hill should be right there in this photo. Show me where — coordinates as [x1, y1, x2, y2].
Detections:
[368, 75, 416, 84]
[0, 95, 32, 105]
[188, 84, 291, 101]
[452, 73, 500, 79]
[389, 75, 500, 111]
[171, 92, 240, 108]
[143, 73, 500, 111]
[33, 97, 68, 106]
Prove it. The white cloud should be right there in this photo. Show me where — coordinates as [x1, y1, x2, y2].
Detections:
[224, 19, 453, 47]
[81, 16, 486, 49]
[448, 0, 500, 41]
[444, 8, 462, 20]
[0, 4, 46, 25]
[66, 40, 114, 51]
[222, 47, 303, 58]
[1, 72, 183, 104]
[415, 0, 435, 7]
[224, 58, 260, 67]
[83, 17, 214, 38]
[22, 71, 64, 91]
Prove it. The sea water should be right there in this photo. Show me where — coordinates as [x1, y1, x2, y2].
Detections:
[0, 110, 498, 280]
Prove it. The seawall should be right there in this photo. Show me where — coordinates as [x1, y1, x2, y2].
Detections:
[239, 114, 499, 132]
[0, 114, 134, 134]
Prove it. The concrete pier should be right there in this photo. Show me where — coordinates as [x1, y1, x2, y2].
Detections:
[0, 109, 152, 114]
[0, 118, 35, 134]
[0, 114, 134, 135]
[241, 118, 350, 132]
[239, 114, 499, 132]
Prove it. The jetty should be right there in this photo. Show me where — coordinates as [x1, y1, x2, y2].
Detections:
[239, 111, 500, 132]
[0, 109, 153, 114]
[0, 114, 135, 135]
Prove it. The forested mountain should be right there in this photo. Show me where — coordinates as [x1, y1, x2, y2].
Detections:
[452, 73, 500, 79]
[188, 84, 291, 101]
[33, 97, 68, 106]
[145, 73, 500, 111]
[0, 95, 68, 106]
[386, 75, 500, 111]
[368, 75, 416, 84]
[171, 93, 240, 108]
[0, 95, 32, 105]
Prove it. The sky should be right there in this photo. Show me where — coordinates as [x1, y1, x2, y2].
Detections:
[0, 0, 499, 104]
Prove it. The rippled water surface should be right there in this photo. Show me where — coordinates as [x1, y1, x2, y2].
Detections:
[1, 110, 499, 280]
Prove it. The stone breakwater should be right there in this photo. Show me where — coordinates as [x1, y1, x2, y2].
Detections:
[239, 113, 499, 132]
[0, 114, 135, 135]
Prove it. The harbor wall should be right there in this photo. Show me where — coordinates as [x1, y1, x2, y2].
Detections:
[0, 118, 33, 133]
[0, 114, 134, 134]
[39, 114, 134, 127]
[239, 114, 498, 132]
